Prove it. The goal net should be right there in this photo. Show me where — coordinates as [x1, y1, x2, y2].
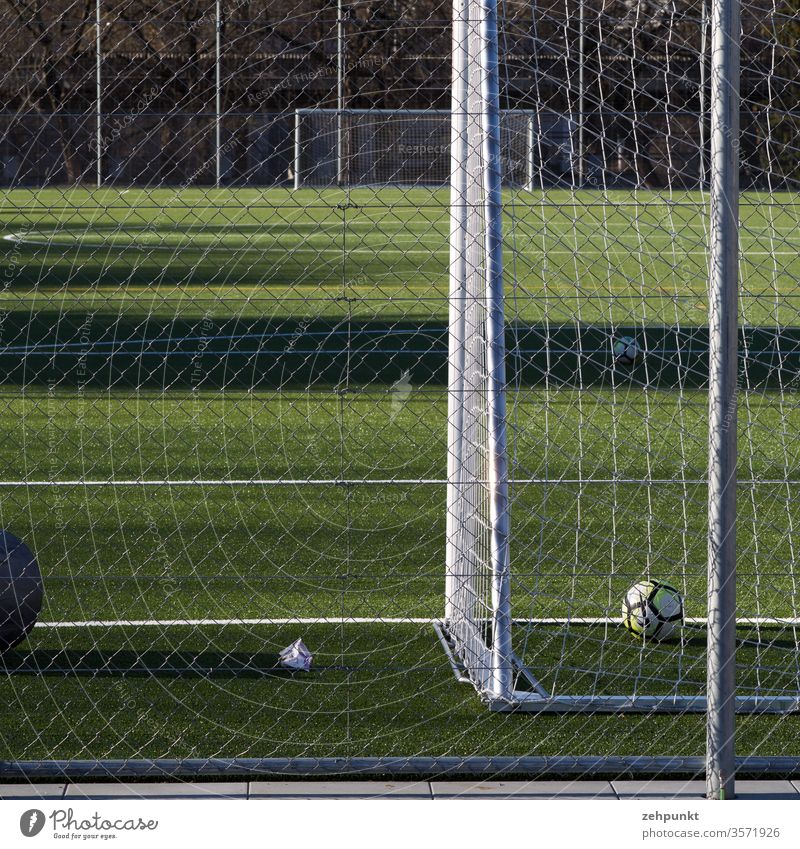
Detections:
[440, 0, 800, 715]
[2, 0, 800, 783]
[293, 108, 573, 188]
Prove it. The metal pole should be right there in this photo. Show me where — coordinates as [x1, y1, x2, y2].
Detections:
[446, 0, 512, 703]
[445, 0, 468, 624]
[576, 0, 584, 186]
[337, 0, 345, 185]
[95, 0, 102, 187]
[293, 110, 302, 190]
[526, 0, 536, 192]
[707, 0, 740, 801]
[215, 0, 222, 188]
[477, 0, 512, 701]
[699, 0, 708, 186]
[526, 112, 535, 192]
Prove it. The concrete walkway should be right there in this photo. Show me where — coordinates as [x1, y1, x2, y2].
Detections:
[1, 780, 799, 799]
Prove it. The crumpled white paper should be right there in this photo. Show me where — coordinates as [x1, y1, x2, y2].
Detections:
[278, 638, 313, 671]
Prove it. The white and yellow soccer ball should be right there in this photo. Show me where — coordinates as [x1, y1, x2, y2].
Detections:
[613, 335, 641, 366]
[622, 580, 684, 640]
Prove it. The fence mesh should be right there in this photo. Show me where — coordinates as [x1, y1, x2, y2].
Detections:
[0, 0, 799, 773]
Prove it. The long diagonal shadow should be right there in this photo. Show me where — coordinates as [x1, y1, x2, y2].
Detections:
[0, 648, 299, 679]
[0, 307, 793, 390]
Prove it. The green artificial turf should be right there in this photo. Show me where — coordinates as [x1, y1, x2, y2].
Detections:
[0, 186, 799, 766]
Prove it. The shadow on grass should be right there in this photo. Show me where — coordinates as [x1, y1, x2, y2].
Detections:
[0, 648, 302, 679]
[1, 308, 797, 389]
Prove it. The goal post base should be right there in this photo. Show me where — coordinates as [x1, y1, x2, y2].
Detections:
[436, 621, 800, 714]
[488, 693, 800, 715]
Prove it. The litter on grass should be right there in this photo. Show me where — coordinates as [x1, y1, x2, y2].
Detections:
[279, 638, 313, 671]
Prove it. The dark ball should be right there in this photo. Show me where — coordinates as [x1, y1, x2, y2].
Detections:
[0, 531, 43, 652]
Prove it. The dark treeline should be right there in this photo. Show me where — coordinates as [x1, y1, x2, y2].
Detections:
[0, 1, 797, 187]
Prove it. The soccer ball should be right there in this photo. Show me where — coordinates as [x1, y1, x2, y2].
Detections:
[0, 530, 43, 652]
[622, 580, 684, 640]
[613, 335, 640, 366]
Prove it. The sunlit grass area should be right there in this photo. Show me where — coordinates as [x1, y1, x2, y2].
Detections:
[0, 187, 799, 764]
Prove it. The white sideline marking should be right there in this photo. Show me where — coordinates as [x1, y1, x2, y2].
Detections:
[2, 478, 800, 487]
[6, 232, 800, 257]
[34, 616, 800, 628]
[35, 617, 438, 628]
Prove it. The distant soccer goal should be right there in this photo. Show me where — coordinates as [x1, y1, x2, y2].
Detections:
[292, 108, 574, 189]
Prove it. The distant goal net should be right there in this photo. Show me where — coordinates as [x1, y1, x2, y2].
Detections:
[292, 108, 573, 188]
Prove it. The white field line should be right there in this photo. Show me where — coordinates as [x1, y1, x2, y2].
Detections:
[34, 616, 800, 628]
[7, 222, 800, 234]
[1, 478, 799, 486]
[35, 617, 438, 628]
[6, 233, 800, 257]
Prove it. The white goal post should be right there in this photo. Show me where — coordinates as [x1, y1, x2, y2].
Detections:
[443, 0, 512, 702]
[437, 0, 800, 727]
[292, 107, 573, 189]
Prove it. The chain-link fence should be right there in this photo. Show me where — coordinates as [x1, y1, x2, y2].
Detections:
[0, 3, 794, 191]
[0, 0, 799, 788]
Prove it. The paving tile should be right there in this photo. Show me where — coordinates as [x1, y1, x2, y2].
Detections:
[0, 783, 66, 799]
[64, 782, 248, 799]
[612, 780, 706, 799]
[248, 781, 431, 799]
[734, 780, 799, 800]
[430, 780, 616, 799]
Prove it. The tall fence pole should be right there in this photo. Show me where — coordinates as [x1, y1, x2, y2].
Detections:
[576, 0, 584, 186]
[699, 0, 708, 186]
[706, 0, 740, 801]
[464, 0, 512, 701]
[95, 0, 102, 187]
[479, 0, 512, 701]
[446, 0, 512, 702]
[445, 0, 468, 625]
[336, 0, 345, 185]
[215, 0, 222, 188]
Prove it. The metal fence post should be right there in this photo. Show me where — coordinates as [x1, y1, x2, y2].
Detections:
[699, 0, 708, 186]
[475, 0, 512, 701]
[445, 0, 468, 625]
[707, 0, 740, 801]
[336, 0, 345, 185]
[95, 0, 102, 187]
[215, 0, 222, 188]
[576, 0, 584, 186]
